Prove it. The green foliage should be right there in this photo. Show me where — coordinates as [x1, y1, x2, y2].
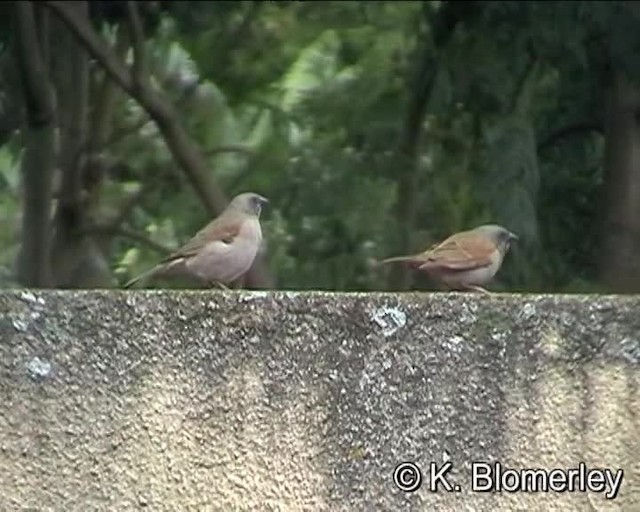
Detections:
[0, 138, 21, 283]
[3, 0, 634, 292]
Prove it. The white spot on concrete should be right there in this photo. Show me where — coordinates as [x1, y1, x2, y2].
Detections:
[371, 307, 407, 337]
[617, 338, 639, 364]
[240, 291, 269, 301]
[447, 335, 465, 354]
[20, 291, 36, 302]
[491, 330, 507, 342]
[521, 303, 535, 319]
[12, 318, 28, 332]
[449, 335, 464, 346]
[26, 357, 51, 379]
[279, 291, 302, 301]
[19, 291, 45, 305]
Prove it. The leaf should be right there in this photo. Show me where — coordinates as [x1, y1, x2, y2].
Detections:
[244, 109, 274, 150]
[0, 145, 21, 194]
[280, 29, 341, 112]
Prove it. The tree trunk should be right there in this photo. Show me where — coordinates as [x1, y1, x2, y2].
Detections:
[599, 69, 640, 292]
[49, 1, 105, 287]
[389, 1, 478, 290]
[14, 2, 55, 287]
[86, 32, 129, 260]
[45, 0, 274, 289]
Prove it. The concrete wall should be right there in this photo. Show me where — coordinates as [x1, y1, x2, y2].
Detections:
[0, 290, 638, 511]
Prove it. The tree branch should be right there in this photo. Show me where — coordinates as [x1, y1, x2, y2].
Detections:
[44, 1, 227, 211]
[49, 1, 94, 288]
[104, 115, 153, 148]
[45, 2, 132, 92]
[88, 225, 173, 254]
[109, 185, 147, 229]
[89, 24, 129, 153]
[44, 0, 227, 209]
[390, 0, 477, 290]
[55, 1, 89, 205]
[16, 2, 55, 127]
[206, 144, 255, 158]
[126, 1, 146, 87]
[44, 0, 274, 287]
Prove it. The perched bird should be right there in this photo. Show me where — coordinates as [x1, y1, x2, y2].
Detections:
[377, 224, 518, 294]
[124, 192, 269, 289]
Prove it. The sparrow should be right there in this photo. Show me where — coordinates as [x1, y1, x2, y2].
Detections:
[377, 224, 518, 294]
[124, 192, 269, 289]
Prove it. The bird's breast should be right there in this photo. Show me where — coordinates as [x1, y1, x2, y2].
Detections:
[237, 218, 263, 246]
[187, 218, 262, 284]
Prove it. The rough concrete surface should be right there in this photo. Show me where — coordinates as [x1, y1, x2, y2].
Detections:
[0, 290, 638, 511]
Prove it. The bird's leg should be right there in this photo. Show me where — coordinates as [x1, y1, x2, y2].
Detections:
[464, 284, 494, 295]
[207, 280, 230, 290]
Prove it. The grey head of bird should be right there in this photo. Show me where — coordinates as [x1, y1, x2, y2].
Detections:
[472, 224, 519, 255]
[227, 192, 269, 217]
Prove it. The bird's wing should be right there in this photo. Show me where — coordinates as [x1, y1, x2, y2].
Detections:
[161, 214, 244, 264]
[419, 231, 496, 271]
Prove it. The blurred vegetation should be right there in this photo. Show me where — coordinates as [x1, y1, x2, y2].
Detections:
[2, 0, 640, 293]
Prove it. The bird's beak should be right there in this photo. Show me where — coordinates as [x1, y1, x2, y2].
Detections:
[509, 232, 519, 242]
[259, 196, 269, 207]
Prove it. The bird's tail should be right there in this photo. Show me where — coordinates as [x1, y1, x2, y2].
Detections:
[373, 255, 421, 267]
[123, 265, 162, 289]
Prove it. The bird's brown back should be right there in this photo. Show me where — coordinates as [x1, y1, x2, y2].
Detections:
[418, 230, 497, 271]
[161, 210, 246, 264]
